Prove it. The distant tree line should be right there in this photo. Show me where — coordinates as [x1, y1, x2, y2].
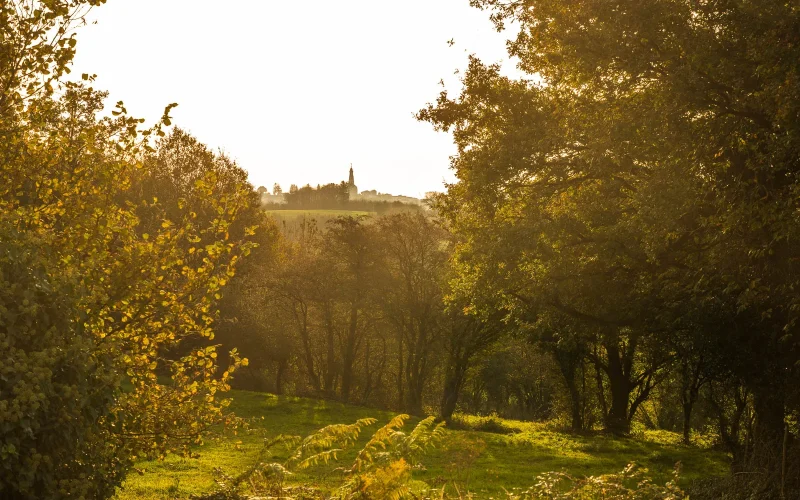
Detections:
[261, 182, 423, 214]
[283, 182, 350, 209]
[215, 213, 491, 419]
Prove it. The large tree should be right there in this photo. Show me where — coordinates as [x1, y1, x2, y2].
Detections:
[421, 0, 800, 491]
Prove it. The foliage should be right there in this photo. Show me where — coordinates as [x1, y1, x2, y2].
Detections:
[0, 1, 264, 497]
[449, 415, 519, 436]
[244, 211, 464, 414]
[116, 392, 729, 499]
[195, 418, 376, 500]
[420, 1, 800, 491]
[0, 0, 106, 112]
[506, 463, 685, 500]
[193, 410, 444, 500]
[283, 182, 351, 209]
[337, 415, 445, 500]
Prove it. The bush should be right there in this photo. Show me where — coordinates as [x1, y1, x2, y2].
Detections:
[449, 414, 522, 435]
[0, 231, 125, 497]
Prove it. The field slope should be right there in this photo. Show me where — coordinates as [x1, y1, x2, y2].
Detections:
[115, 391, 730, 499]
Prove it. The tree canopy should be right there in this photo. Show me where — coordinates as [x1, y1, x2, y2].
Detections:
[420, 0, 800, 493]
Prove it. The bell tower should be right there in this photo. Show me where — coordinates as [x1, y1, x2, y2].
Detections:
[347, 163, 358, 197]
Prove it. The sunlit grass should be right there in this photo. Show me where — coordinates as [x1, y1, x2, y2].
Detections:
[114, 391, 730, 499]
[264, 209, 374, 219]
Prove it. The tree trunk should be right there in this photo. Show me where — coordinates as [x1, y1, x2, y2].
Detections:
[404, 320, 430, 416]
[323, 303, 337, 396]
[750, 385, 786, 472]
[680, 357, 703, 445]
[553, 346, 584, 431]
[396, 329, 404, 411]
[340, 305, 358, 400]
[361, 339, 372, 403]
[567, 381, 583, 432]
[275, 358, 287, 396]
[294, 302, 320, 392]
[606, 377, 632, 434]
[593, 346, 609, 422]
[440, 353, 468, 422]
[604, 341, 633, 435]
[682, 401, 693, 445]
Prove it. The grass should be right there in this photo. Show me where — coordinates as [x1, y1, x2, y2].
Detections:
[114, 391, 730, 499]
[264, 209, 374, 220]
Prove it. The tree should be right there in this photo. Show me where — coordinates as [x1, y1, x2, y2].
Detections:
[269, 219, 326, 393]
[420, 58, 671, 434]
[283, 182, 350, 209]
[422, 0, 800, 492]
[377, 213, 448, 415]
[0, 2, 257, 496]
[438, 307, 505, 422]
[324, 217, 381, 401]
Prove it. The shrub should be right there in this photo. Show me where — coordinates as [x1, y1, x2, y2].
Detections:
[449, 414, 521, 435]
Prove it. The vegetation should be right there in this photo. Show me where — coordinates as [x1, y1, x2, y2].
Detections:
[265, 210, 376, 235]
[2, 0, 799, 499]
[0, 2, 265, 497]
[261, 183, 424, 214]
[416, 1, 800, 497]
[116, 392, 728, 499]
[265, 210, 375, 219]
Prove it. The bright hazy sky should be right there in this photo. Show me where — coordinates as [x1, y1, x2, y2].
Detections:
[71, 0, 517, 198]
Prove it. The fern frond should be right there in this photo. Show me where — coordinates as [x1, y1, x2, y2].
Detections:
[287, 418, 376, 468]
[351, 414, 409, 472]
[296, 448, 342, 469]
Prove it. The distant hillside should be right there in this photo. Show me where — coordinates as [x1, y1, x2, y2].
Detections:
[265, 209, 374, 224]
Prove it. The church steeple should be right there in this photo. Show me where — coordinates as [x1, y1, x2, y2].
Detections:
[347, 164, 358, 197]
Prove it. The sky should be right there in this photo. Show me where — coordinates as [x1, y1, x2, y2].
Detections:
[70, 0, 517, 198]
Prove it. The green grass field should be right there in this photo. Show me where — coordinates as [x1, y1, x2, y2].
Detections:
[115, 391, 730, 499]
[265, 209, 374, 220]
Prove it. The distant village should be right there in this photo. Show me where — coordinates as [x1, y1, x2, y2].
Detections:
[257, 166, 429, 207]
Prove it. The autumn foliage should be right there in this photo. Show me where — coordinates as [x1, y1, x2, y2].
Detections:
[0, 1, 263, 497]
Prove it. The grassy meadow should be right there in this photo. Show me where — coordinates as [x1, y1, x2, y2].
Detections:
[265, 209, 375, 221]
[115, 391, 730, 499]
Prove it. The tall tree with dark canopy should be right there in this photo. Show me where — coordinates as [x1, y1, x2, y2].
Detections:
[421, 1, 800, 495]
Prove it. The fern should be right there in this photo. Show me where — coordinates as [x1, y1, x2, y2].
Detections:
[289, 418, 377, 470]
[505, 462, 687, 500]
[351, 414, 410, 472]
[402, 416, 447, 463]
[337, 458, 412, 500]
[335, 415, 447, 499]
[195, 414, 444, 500]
